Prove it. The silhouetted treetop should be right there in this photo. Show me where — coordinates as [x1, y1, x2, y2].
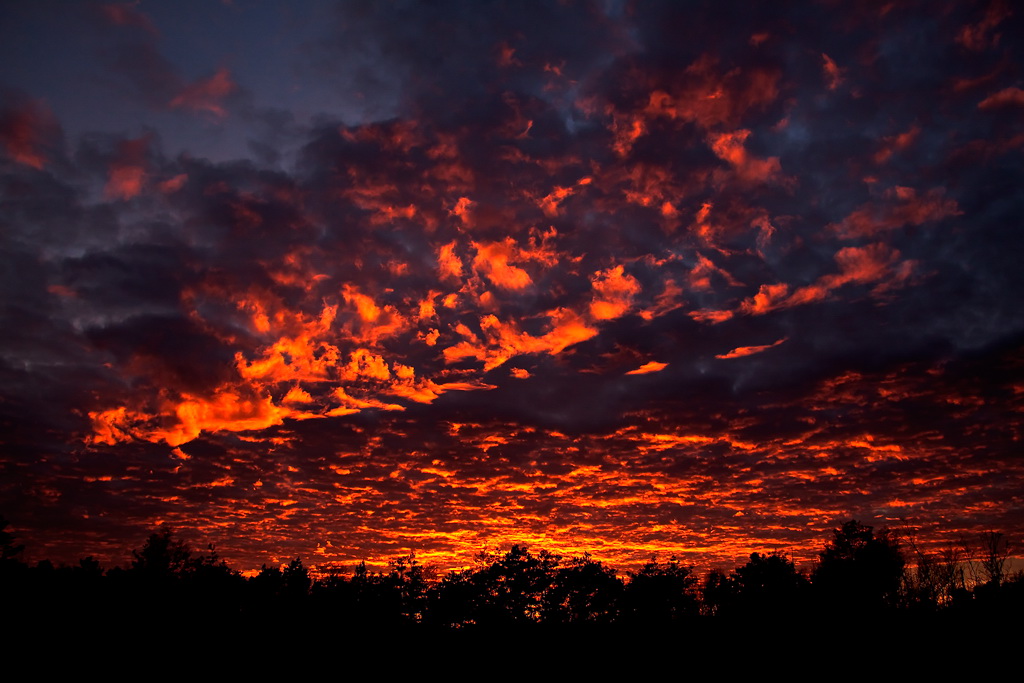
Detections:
[813, 520, 905, 611]
[623, 557, 699, 623]
[130, 529, 193, 579]
[0, 515, 24, 563]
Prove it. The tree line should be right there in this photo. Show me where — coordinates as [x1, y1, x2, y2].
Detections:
[2, 516, 1020, 632]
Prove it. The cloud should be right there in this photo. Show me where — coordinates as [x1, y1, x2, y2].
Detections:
[626, 361, 668, 375]
[0, 93, 62, 169]
[978, 86, 1024, 110]
[821, 53, 843, 91]
[169, 68, 237, 118]
[956, 0, 1012, 51]
[104, 134, 150, 200]
[472, 239, 534, 290]
[590, 265, 641, 321]
[830, 187, 961, 239]
[99, 3, 159, 35]
[716, 338, 787, 360]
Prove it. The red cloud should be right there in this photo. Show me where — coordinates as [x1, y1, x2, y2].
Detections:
[709, 129, 785, 185]
[978, 86, 1024, 110]
[104, 135, 150, 200]
[0, 98, 59, 169]
[822, 53, 842, 91]
[170, 68, 236, 118]
[642, 55, 781, 131]
[874, 125, 920, 164]
[831, 187, 961, 238]
[956, 0, 1012, 51]
[99, 3, 158, 35]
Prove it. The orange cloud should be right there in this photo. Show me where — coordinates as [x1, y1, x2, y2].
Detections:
[689, 309, 734, 324]
[451, 196, 474, 223]
[236, 304, 341, 383]
[689, 253, 741, 292]
[344, 348, 391, 381]
[626, 361, 668, 375]
[282, 386, 314, 404]
[444, 308, 597, 370]
[716, 338, 788, 359]
[158, 389, 290, 446]
[639, 279, 686, 321]
[590, 265, 641, 320]
[333, 386, 404, 412]
[437, 240, 464, 279]
[539, 185, 575, 216]
[341, 285, 407, 343]
[739, 244, 908, 315]
[472, 238, 533, 290]
[739, 282, 790, 315]
[343, 285, 380, 323]
[387, 378, 495, 404]
[93, 387, 305, 448]
[87, 406, 145, 446]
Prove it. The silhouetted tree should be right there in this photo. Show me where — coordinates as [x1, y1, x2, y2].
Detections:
[472, 545, 560, 626]
[309, 553, 426, 629]
[0, 516, 24, 564]
[901, 539, 966, 611]
[130, 528, 192, 581]
[425, 568, 479, 628]
[703, 553, 809, 618]
[702, 568, 736, 617]
[282, 557, 311, 598]
[541, 554, 623, 624]
[623, 557, 699, 624]
[426, 545, 561, 627]
[731, 552, 809, 615]
[252, 563, 284, 595]
[812, 520, 905, 613]
[386, 552, 430, 623]
[979, 532, 1010, 587]
[0, 515, 27, 612]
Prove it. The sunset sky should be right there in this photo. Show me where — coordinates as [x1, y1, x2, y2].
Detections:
[2, 0, 1022, 574]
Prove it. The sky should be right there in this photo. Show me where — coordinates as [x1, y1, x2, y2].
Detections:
[1, 0, 1022, 574]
